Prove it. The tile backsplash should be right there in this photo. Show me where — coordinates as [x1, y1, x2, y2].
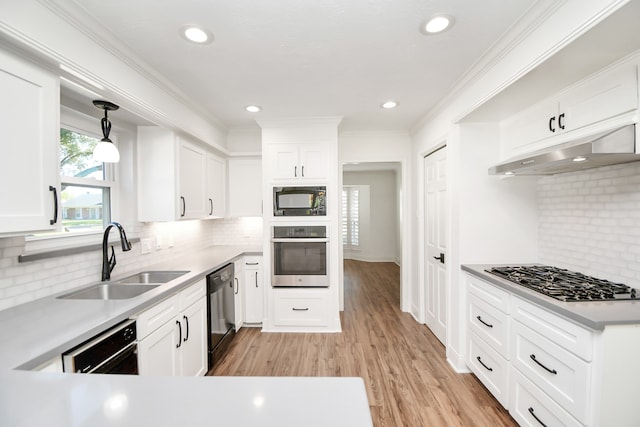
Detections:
[538, 162, 640, 288]
[0, 218, 262, 311]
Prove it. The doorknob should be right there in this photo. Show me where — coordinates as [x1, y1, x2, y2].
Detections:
[433, 253, 445, 264]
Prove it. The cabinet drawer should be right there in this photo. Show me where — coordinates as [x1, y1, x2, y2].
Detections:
[511, 321, 590, 423]
[467, 274, 510, 313]
[467, 332, 509, 408]
[274, 292, 329, 327]
[135, 294, 180, 340]
[510, 367, 583, 427]
[469, 294, 510, 358]
[180, 278, 206, 309]
[511, 296, 593, 360]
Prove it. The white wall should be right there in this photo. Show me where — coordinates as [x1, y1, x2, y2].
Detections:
[343, 170, 399, 263]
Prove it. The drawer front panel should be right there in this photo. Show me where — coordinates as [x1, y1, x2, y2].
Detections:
[511, 321, 590, 423]
[179, 278, 206, 309]
[274, 293, 329, 327]
[511, 295, 593, 361]
[467, 332, 509, 408]
[135, 294, 180, 340]
[467, 274, 510, 313]
[510, 367, 583, 427]
[469, 294, 510, 358]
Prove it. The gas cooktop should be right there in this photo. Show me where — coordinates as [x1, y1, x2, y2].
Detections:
[485, 265, 637, 302]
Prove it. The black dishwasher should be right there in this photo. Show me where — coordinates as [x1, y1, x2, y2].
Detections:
[207, 263, 236, 369]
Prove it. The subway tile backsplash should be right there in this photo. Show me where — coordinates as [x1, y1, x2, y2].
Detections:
[538, 162, 640, 288]
[0, 218, 262, 311]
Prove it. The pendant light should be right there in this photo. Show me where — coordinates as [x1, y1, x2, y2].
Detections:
[92, 100, 120, 163]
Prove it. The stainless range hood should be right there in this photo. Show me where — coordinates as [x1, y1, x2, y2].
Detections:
[489, 125, 640, 176]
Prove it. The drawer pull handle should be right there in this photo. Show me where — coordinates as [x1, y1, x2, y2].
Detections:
[528, 407, 548, 427]
[530, 354, 557, 375]
[476, 316, 493, 328]
[292, 307, 309, 311]
[476, 356, 493, 372]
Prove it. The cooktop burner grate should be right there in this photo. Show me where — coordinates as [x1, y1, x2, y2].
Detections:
[485, 265, 637, 302]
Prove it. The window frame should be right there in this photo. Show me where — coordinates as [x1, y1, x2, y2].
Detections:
[25, 106, 118, 249]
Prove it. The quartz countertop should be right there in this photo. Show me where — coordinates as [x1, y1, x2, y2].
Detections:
[0, 245, 373, 427]
[462, 264, 640, 330]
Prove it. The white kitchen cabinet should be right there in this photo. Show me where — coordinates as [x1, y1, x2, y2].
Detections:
[273, 289, 330, 327]
[243, 256, 264, 325]
[206, 153, 226, 218]
[466, 274, 511, 408]
[500, 60, 638, 160]
[0, 49, 60, 235]
[465, 272, 640, 426]
[227, 158, 262, 217]
[233, 259, 244, 330]
[138, 126, 214, 221]
[264, 143, 329, 181]
[136, 279, 207, 376]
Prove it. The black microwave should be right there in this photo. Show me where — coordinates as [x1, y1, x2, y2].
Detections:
[273, 186, 326, 216]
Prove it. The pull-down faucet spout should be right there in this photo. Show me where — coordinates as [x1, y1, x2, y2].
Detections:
[102, 222, 132, 281]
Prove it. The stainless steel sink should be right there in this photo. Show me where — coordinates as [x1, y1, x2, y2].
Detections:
[114, 270, 190, 284]
[57, 284, 160, 300]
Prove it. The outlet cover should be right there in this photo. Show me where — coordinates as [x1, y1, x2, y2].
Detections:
[140, 238, 152, 254]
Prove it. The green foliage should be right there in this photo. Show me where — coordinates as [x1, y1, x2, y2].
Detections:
[59, 128, 99, 176]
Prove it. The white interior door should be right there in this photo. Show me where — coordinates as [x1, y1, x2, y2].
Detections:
[424, 147, 447, 345]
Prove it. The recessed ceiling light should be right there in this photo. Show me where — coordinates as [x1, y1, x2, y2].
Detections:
[180, 25, 213, 44]
[381, 101, 398, 109]
[420, 15, 454, 35]
[245, 105, 262, 113]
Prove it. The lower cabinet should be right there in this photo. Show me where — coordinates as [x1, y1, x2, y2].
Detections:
[136, 279, 207, 376]
[273, 290, 330, 327]
[243, 256, 264, 325]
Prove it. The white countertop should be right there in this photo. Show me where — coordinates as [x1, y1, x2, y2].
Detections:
[0, 245, 373, 427]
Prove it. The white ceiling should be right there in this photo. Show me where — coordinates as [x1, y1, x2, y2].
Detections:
[64, 0, 535, 132]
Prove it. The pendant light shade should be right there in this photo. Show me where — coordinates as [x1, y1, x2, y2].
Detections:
[93, 100, 120, 163]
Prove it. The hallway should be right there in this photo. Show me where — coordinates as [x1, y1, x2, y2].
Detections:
[210, 260, 516, 426]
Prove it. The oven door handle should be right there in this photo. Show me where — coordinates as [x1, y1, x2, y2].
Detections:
[271, 238, 329, 243]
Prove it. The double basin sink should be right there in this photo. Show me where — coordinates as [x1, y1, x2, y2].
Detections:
[57, 271, 190, 300]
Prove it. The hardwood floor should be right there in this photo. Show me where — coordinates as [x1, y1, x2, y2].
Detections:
[210, 260, 517, 426]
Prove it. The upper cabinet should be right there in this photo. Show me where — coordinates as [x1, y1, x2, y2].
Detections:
[206, 153, 226, 218]
[137, 126, 225, 221]
[228, 158, 262, 217]
[0, 50, 60, 235]
[501, 60, 638, 160]
[264, 143, 330, 181]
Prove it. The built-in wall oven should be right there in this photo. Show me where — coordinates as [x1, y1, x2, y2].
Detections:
[271, 225, 329, 287]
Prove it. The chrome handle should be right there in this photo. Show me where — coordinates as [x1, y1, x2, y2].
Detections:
[234, 277, 239, 295]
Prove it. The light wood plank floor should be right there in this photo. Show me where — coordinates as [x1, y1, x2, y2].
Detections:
[210, 260, 517, 427]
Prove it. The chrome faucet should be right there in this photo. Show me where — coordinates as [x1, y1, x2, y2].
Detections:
[102, 221, 132, 281]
